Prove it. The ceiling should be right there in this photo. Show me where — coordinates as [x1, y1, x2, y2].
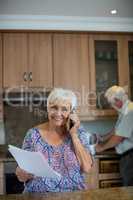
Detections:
[0, 0, 133, 18]
[0, 0, 133, 32]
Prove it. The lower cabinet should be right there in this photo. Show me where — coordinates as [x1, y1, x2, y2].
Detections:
[86, 155, 122, 189]
[5, 173, 24, 194]
[0, 162, 5, 194]
[99, 179, 122, 188]
[1, 155, 122, 194]
[0, 160, 24, 194]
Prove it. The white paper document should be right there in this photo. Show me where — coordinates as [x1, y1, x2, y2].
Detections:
[8, 145, 61, 179]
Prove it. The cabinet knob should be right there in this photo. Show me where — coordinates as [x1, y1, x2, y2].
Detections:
[29, 72, 32, 81]
[23, 72, 28, 82]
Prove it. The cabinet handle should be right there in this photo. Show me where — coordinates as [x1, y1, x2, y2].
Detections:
[23, 72, 28, 82]
[29, 72, 32, 81]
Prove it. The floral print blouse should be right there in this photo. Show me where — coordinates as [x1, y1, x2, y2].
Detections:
[22, 127, 91, 193]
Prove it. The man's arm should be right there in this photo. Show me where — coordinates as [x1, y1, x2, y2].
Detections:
[98, 130, 114, 142]
[96, 134, 125, 153]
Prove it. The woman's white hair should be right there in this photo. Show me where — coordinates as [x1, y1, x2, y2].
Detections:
[105, 85, 128, 104]
[47, 88, 77, 110]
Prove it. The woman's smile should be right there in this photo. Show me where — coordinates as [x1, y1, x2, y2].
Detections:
[52, 116, 64, 121]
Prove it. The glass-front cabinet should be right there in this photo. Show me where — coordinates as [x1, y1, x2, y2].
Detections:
[89, 34, 129, 117]
[95, 40, 118, 109]
[128, 39, 133, 100]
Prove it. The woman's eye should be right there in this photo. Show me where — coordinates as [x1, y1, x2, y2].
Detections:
[62, 107, 68, 112]
[51, 106, 58, 110]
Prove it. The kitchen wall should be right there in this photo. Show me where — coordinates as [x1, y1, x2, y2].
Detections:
[0, 121, 5, 144]
[4, 103, 48, 147]
[81, 119, 116, 135]
[0, 0, 133, 18]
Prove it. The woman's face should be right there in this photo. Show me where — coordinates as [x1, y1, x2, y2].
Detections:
[47, 100, 71, 127]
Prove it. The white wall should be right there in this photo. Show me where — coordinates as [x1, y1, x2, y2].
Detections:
[0, 121, 5, 144]
[0, 0, 133, 18]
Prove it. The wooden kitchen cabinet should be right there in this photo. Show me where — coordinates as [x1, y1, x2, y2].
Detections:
[99, 156, 122, 188]
[28, 33, 53, 88]
[0, 34, 3, 121]
[0, 162, 5, 194]
[126, 35, 133, 100]
[3, 33, 28, 88]
[2, 31, 133, 119]
[88, 34, 130, 117]
[3, 33, 53, 89]
[86, 155, 122, 189]
[53, 33, 90, 114]
[53, 33, 133, 119]
[0, 34, 2, 90]
[0, 156, 122, 194]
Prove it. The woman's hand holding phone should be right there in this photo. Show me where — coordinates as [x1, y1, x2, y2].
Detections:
[67, 110, 80, 136]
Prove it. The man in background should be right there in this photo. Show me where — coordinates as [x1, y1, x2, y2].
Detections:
[96, 85, 133, 186]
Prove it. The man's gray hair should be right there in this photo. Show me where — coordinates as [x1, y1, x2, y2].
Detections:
[47, 88, 77, 110]
[105, 85, 128, 104]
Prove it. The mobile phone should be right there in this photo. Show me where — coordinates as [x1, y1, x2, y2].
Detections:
[66, 109, 75, 131]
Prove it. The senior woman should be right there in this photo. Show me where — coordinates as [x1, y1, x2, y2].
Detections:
[16, 88, 93, 193]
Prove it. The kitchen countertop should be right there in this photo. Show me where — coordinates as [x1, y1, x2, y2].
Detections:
[0, 187, 133, 200]
[95, 148, 120, 158]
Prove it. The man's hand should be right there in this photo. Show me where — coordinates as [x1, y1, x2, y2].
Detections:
[95, 143, 104, 153]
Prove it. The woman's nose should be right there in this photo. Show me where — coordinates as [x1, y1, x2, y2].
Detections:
[55, 109, 62, 115]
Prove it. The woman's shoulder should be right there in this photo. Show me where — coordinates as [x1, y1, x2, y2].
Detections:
[35, 122, 48, 131]
[25, 122, 47, 139]
[24, 127, 39, 139]
[22, 123, 49, 149]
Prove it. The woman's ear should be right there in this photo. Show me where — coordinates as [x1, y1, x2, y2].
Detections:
[114, 98, 123, 108]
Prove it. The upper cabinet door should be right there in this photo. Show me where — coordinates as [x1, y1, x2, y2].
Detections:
[89, 34, 129, 110]
[126, 35, 133, 100]
[3, 33, 28, 88]
[0, 34, 2, 89]
[53, 33, 90, 114]
[28, 33, 53, 88]
[53, 33, 90, 92]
